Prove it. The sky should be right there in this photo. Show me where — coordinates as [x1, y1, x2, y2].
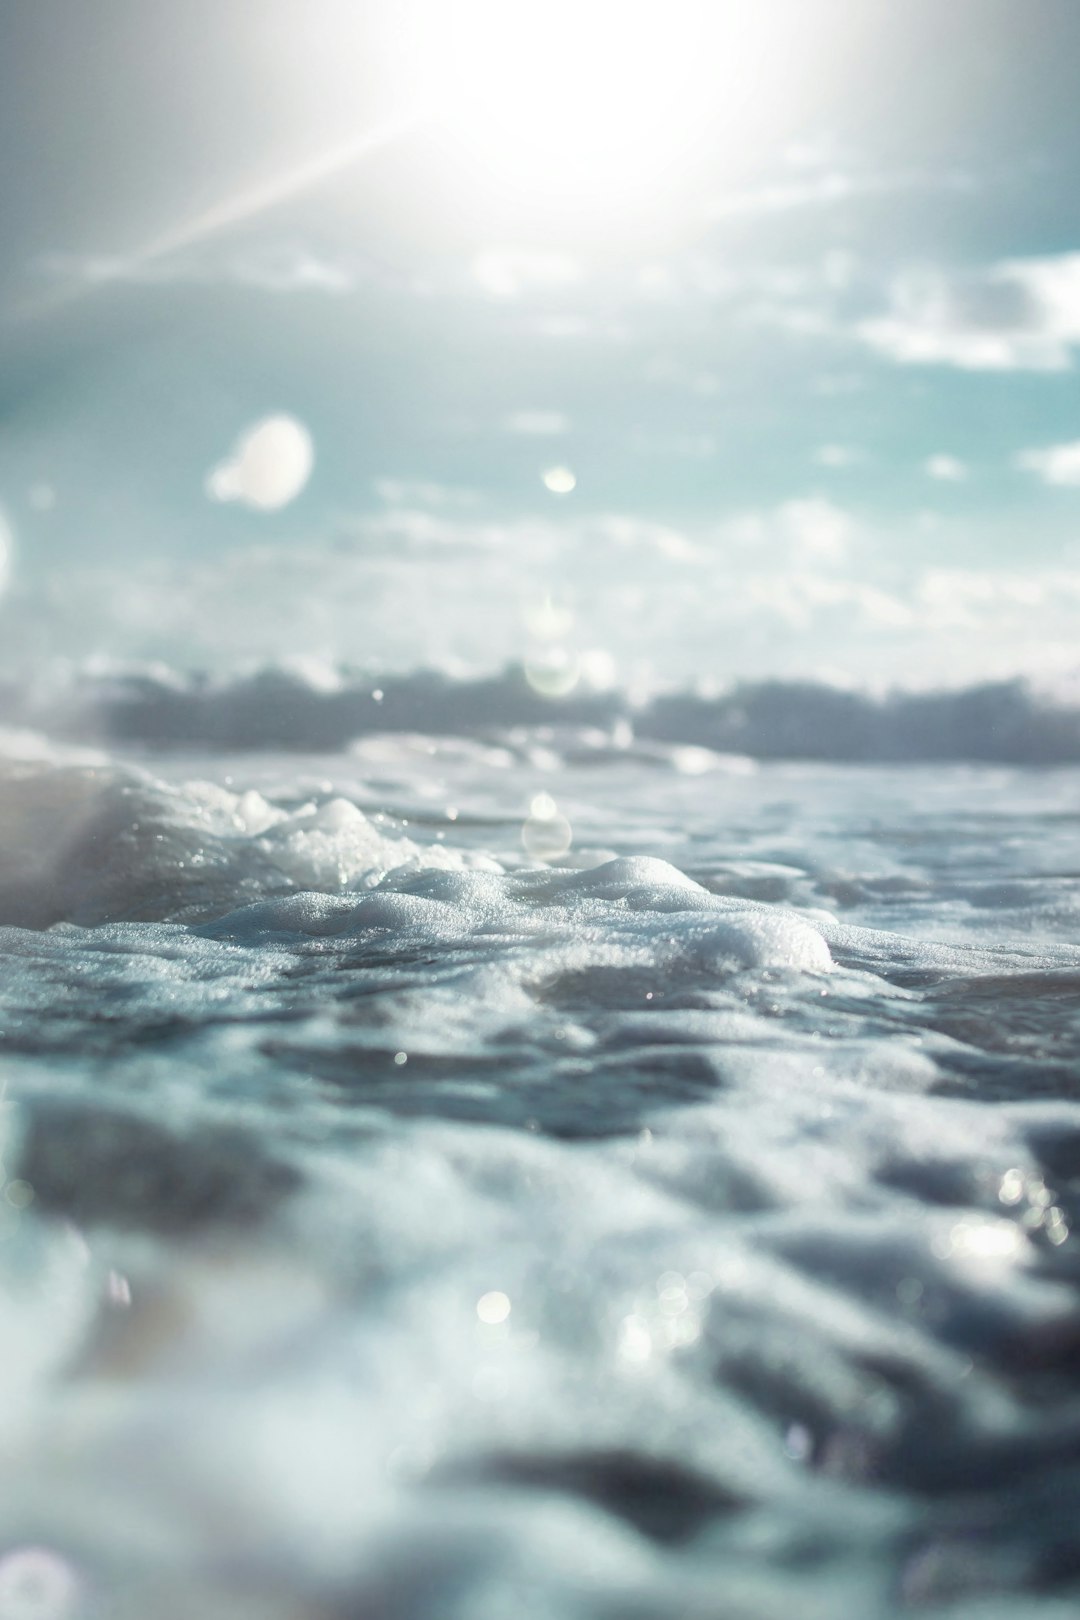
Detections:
[2, 0, 1080, 689]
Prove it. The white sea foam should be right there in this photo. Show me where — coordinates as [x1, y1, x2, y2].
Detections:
[3, 732, 1080, 1615]
[0, 753, 497, 928]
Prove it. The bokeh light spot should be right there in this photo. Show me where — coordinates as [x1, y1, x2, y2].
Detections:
[542, 466, 577, 495]
[522, 793, 573, 861]
[0, 1548, 80, 1620]
[524, 646, 580, 697]
[206, 414, 314, 512]
[476, 1289, 511, 1324]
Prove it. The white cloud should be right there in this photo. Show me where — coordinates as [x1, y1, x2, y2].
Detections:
[859, 254, 1080, 372]
[924, 454, 968, 482]
[723, 498, 857, 564]
[21, 499, 1080, 686]
[504, 411, 570, 436]
[814, 444, 863, 469]
[1016, 439, 1080, 487]
[777, 497, 856, 562]
[471, 250, 580, 300]
[373, 479, 483, 509]
[598, 514, 701, 561]
[225, 247, 353, 293]
[916, 567, 1073, 627]
[746, 572, 912, 629]
[710, 170, 861, 220]
[709, 163, 972, 225]
[40, 245, 354, 294]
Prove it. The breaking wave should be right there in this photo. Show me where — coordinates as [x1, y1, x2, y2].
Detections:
[5, 661, 1080, 764]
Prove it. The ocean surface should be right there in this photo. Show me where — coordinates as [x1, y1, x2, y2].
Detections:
[4, 667, 1080, 1618]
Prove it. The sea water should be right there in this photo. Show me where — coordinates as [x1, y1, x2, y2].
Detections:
[3, 675, 1080, 1618]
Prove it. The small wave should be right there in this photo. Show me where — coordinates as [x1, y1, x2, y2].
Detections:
[0, 755, 497, 928]
[5, 734, 1080, 1612]
[5, 663, 1080, 763]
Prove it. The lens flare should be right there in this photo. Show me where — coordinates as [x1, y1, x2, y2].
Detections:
[410, 0, 797, 208]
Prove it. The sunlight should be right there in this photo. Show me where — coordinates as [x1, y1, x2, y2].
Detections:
[412, 1, 795, 207]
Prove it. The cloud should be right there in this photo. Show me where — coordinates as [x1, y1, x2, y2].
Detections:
[710, 170, 864, 220]
[224, 247, 354, 293]
[777, 498, 855, 561]
[1015, 439, 1080, 487]
[39, 245, 354, 294]
[504, 411, 570, 436]
[916, 567, 1076, 626]
[471, 250, 580, 300]
[859, 254, 1080, 372]
[373, 479, 484, 510]
[814, 444, 863, 469]
[924, 454, 968, 482]
[708, 155, 974, 225]
[18, 498, 1080, 687]
[753, 498, 856, 563]
[722, 498, 858, 565]
[746, 573, 913, 630]
[596, 514, 701, 561]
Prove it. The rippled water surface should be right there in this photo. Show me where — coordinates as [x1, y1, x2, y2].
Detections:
[4, 722, 1080, 1618]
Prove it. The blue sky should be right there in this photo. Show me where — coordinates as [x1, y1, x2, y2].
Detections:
[3, 0, 1080, 687]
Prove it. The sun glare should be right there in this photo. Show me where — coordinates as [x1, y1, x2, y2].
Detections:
[409, 1, 794, 208]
